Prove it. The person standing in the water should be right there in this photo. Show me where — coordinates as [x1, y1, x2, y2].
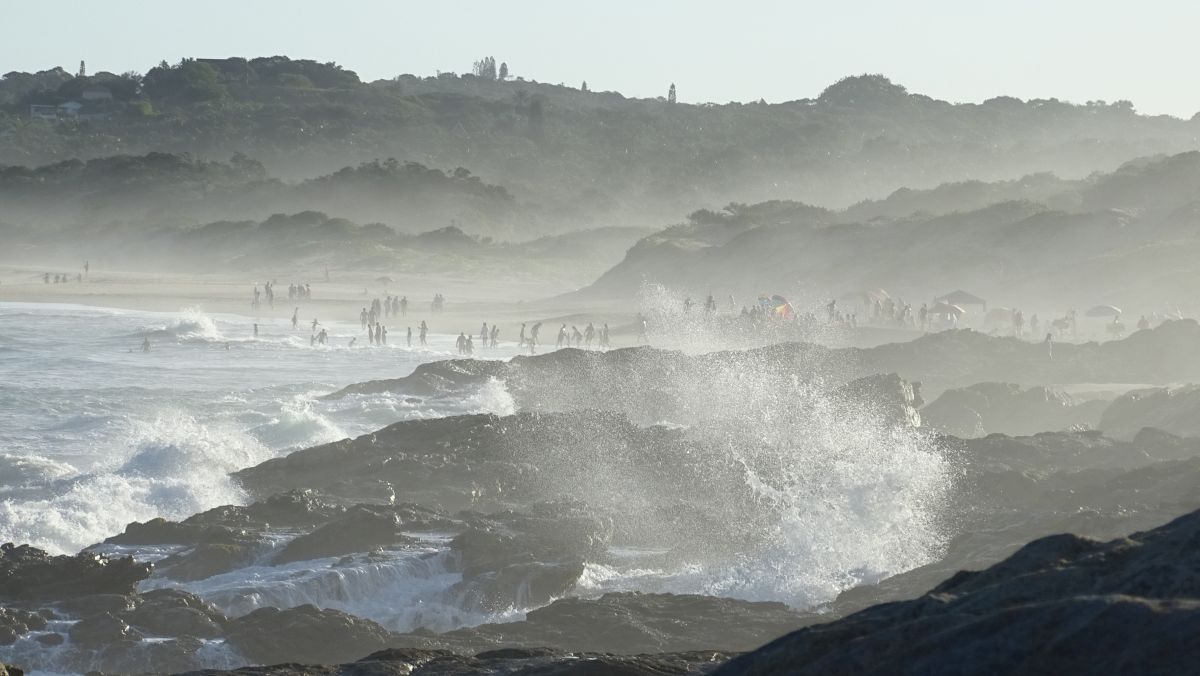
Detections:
[480, 323, 489, 349]
[406, 326, 412, 347]
[292, 308, 299, 330]
[557, 325, 568, 349]
[519, 323, 527, 347]
[141, 337, 151, 352]
[419, 321, 428, 346]
[253, 323, 258, 338]
[490, 324, 499, 348]
[381, 325, 388, 345]
[399, 296, 408, 317]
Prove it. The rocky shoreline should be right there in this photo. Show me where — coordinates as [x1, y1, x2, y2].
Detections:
[5, 327, 1200, 673]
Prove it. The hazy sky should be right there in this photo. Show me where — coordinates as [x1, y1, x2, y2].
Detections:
[4, 0, 1198, 117]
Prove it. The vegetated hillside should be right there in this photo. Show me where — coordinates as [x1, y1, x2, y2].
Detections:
[0, 206, 652, 284]
[582, 151, 1200, 311]
[0, 153, 533, 237]
[2, 58, 1198, 224]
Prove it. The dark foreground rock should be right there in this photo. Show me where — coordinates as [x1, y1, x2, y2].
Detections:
[420, 592, 806, 655]
[715, 507, 1200, 675]
[0, 662, 23, 676]
[225, 604, 396, 666]
[181, 648, 731, 676]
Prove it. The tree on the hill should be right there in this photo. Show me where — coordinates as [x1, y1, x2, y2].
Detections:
[473, 56, 498, 81]
[581, 80, 588, 92]
[78, 61, 86, 77]
[498, 62, 509, 81]
[668, 83, 676, 103]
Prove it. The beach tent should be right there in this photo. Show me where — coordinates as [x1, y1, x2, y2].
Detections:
[1085, 305, 1123, 318]
[934, 290, 987, 310]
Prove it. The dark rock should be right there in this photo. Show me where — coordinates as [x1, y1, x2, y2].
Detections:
[177, 648, 731, 675]
[54, 593, 137, 617]
[923, 382, 1104, 437]
[157, 540, 265, 582]
[0, 607, 47, 645]
[124, 588, 227, 638]
[103, 517, 241, 546]
[34, 632, 64, 645]
[429, 592, 805, 655]
[224, 604, 396, 666]
[324, 320, 1200, 407]
[0, 662, 24, 676]
[273, 505, 433, 565]
[1099, 384, 1200, 439]
[68, 612, 142, 647]
[0, 543, 150, 600]
[187, 490, 347, 531]
[715, 507, 1200, 675]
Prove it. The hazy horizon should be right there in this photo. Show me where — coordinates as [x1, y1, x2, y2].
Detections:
[4, 0, 1200, 118]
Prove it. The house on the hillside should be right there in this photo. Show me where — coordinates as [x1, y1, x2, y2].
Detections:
[29, 99, 111, 121]
[29, 104, 58, 120]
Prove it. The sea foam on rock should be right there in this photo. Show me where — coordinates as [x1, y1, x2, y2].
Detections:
[716, 506, 1200, 675]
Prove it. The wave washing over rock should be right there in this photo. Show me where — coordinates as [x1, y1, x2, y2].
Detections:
[7, 321, 1200, 673]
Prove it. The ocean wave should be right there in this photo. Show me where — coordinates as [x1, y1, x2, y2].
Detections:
[0, 410, 269, 554]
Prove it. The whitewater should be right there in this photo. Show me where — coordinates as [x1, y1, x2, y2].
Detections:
[0, 302, 518, 556]
[0, 300, 952, 674]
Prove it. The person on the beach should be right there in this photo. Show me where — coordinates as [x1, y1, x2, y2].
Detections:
[557, 324, 568, 349]
[584, 323, 595, 349]
[456, 332, 467, 354]
[419, 321, 428, 346]
[360, 308, 368, 329]
[400, 296, 408, 317]
[480, 323, 489, 348]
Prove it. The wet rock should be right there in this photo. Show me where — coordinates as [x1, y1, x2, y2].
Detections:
[188, 489, 347, 531]
[833, 373, 923, 428]
[922, 382, 1105, 437]
[0, 662, 24, 676]
[104, 517, 240, 546]
[54, 593, 136, 617]
[157, 540, 265, 582]
[224, 604, 396, 666]
[273, 505, 434, 565]
[179, 647, 731, 675]
[68, 612, 142, 647]
[34, 632, 64, 646]
[715, 507, 1200, 675]
[433, 592, 805, 654]
[0, 606, 47, 645]
[0, 543, 151, 600]
[124, 588, 226, 638]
